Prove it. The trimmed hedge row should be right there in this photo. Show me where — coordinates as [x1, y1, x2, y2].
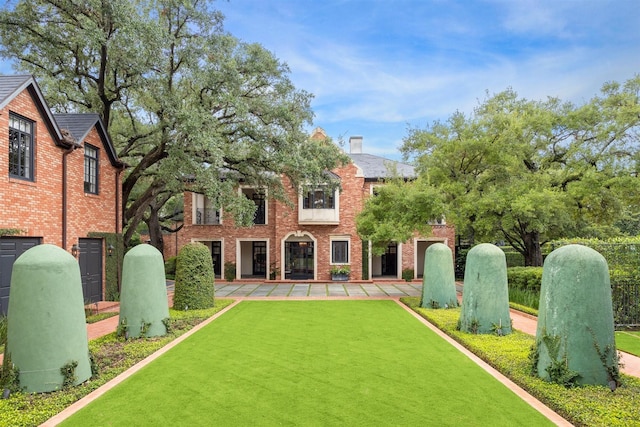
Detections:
[173, 242, 215, 310]
[507, 267, 543, 292]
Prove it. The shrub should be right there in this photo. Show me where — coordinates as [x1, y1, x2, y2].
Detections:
[330, 265, 350, 275]
[164, 256, 177, 279]
[402, 268, 414, 282]
[173, 242, 215, 310]
[502, 248, 525, 267]
[224, 262, 236, 282]
[507, 267, 543, 293]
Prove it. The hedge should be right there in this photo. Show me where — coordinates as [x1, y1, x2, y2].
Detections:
[507, 267, 543, 293]
[173, 242, 215, 310]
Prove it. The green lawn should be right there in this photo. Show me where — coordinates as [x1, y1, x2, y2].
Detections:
[62, 300, 553, 426]
[616, 330, 640, 357]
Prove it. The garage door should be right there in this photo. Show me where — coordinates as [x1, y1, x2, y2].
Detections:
[79, 238, 103, 303]
[0, 237, 41, 315]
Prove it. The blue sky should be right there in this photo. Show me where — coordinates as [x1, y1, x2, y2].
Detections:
[216, 0, 640, 160]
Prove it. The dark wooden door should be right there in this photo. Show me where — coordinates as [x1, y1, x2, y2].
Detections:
[79, 238, 103, 303]
[0, 237, 41, 315]
[381, 243, 398, 276]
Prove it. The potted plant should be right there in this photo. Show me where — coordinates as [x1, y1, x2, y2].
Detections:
[330, 265, 350, 281]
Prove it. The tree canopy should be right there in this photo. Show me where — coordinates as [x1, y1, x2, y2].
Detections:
[358, 76, 640, 266]
[0, 0, 349, 249]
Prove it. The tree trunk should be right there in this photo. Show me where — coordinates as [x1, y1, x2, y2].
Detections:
[146, 207, 165, 256]
[522, 230, 543, 267]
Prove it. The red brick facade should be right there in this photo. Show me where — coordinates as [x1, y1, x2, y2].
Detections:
[0, 76, 122, 302]
[178, 135, 455, 282]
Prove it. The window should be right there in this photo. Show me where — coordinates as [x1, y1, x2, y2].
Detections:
[303, 187, 335, 209]
[331, 240, 349, 264]
[9, 114, 34, 180]
[84, 144, 99, 194]
[241, 188, 267, 225]
[194, 194, 221, 225]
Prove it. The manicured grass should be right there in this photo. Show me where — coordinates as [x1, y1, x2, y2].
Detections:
[62, 301, 553, 426]
[616, 331, 640, 357]
[402, 298, 640, 426]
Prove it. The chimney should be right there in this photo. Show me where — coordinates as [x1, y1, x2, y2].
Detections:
[349, 136, 363, 154]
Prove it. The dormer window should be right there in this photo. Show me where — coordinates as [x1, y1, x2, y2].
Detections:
[303, 186, 335, 209]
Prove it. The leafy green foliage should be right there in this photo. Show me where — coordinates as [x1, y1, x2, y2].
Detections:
[0, 0, 350, 250]
[401, 268, 414, 282]
[224, 262, 236, 282]
[173, 243, 215, 310]
[356, 176, 444, 255]
[60, 361, 78, 389]
[401, 297, 640, 426]
[508, 267, 543, 293]
[85, 312, 117, 324]
[398, 78, 640, 266]
[164, 256, 177, 279]
[0, 229, 22, 237]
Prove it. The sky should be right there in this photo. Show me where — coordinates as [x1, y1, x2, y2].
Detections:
[215, 0, 640, 160]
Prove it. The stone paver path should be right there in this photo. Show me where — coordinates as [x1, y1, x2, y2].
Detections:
[215, 283, 422, 298]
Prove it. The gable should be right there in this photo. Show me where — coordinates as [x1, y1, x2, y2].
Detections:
[0, 74, 65, 145]
[54, 113, 123, 168]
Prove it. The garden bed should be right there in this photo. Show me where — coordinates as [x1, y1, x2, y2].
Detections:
[401, 297, 640, 426]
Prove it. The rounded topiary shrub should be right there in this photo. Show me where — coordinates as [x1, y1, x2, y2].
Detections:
[173, 242, 215, 310]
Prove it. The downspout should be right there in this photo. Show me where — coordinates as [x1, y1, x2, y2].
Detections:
[115, 167, 124, 294]
[62, 141, 77, 251]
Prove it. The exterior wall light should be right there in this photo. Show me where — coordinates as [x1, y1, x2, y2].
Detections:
[71, 243, 79, 258]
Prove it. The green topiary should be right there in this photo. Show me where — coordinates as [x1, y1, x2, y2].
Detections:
[173, 242, 215, 310]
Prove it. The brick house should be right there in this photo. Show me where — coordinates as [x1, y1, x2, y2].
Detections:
[178, 128, 454, 282]
[0, 75, 124, 314]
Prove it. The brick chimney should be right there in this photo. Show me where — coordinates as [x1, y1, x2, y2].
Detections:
[349, 136, 363, 154]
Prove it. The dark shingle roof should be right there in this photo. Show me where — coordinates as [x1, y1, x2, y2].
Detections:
[0, 74, 65, 143]
[54, 113, 101, 143]
[347, 153, 415, 180]
[54, 113, 123, 168]
[0, 75, 32, 108]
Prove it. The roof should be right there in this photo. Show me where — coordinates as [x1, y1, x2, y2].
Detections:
[0, 74, 64, 144]
[54, 113, 124, 168]
[347, 153, 415, 180]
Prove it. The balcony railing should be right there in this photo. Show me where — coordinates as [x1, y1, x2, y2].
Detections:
[195, 208, 220, 225]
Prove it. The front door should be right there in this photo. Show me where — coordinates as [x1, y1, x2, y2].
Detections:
[253, 241, 267, 276]
[211, 241, 222, 278]
[79, 238, 103, 303]
[0, 237, 41, 315]
[285, 241, 314, 280]
[381, 243, 398, 277]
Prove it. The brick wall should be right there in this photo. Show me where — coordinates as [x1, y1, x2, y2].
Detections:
[66, 126, 122, 242]
[0, 90, 64, 245]
[1, 86, 122, 301]
[179, 159, 454, 282]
